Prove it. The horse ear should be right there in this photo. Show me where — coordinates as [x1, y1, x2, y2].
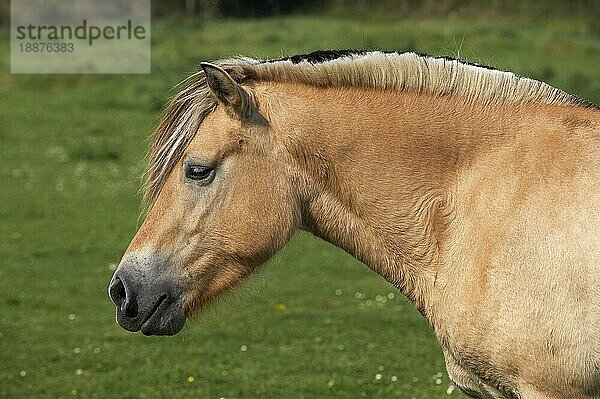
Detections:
[201, 62, 251, 118]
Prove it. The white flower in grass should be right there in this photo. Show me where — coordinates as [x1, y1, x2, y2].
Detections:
[375, 373, 382, 381]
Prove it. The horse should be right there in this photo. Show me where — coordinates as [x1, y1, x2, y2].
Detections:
[108, 50, 600, 398]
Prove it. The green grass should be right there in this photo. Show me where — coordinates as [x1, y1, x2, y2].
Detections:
[1, 15, 599, 398]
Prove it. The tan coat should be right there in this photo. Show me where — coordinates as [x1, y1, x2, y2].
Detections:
[115, 52, 600, 398]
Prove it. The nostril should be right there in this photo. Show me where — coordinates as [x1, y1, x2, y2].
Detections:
[122, 297, 138, 318]
[109, 277, 139, 318]
[109, 278, 126, 307]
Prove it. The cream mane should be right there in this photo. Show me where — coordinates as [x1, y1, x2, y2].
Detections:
[145, 50, 596, 205]
[237, 50, 589, 107]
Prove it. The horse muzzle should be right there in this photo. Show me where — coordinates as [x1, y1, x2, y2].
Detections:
[108, 253, 186, 336]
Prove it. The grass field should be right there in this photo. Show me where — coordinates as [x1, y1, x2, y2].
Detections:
[1, 14, 599, 398]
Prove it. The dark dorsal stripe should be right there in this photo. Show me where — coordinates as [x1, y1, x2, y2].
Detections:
[274, 49, 369, 64]
[265, 49, 498, 71]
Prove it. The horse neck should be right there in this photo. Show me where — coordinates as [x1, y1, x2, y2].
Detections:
[267, 82, 523, 313]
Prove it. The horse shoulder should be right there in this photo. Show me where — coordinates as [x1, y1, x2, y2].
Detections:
[430, 106, 600, 398]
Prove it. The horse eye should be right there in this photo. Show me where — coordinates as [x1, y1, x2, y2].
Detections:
[185, 164, 215, 184]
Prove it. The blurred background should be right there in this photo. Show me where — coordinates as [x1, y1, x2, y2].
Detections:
[1, 1, 599, 398]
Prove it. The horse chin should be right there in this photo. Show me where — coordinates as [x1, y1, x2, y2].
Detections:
[182, 279, 241, 319]
[182, 292, 214, 319]
[139, 299, 187, 336]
